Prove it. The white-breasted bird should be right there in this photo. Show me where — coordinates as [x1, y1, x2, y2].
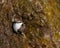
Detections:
[13, 21, 23, 32]
[12, 16, 26, 34]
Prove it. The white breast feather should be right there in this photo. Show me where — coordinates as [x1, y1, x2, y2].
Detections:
[13, 23, 23, 32]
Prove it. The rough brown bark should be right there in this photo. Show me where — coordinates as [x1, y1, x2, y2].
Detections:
[0, 0, 60, 48]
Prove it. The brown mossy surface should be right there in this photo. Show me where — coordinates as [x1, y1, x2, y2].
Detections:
[0, 0, 60, 48]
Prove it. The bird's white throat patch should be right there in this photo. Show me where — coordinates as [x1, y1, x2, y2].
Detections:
[13, 22, 23, 32]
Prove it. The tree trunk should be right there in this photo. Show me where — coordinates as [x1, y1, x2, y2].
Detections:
[0, 0, 60, 48]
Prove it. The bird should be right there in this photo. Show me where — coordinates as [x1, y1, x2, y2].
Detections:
[12, 16, 26, 34]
